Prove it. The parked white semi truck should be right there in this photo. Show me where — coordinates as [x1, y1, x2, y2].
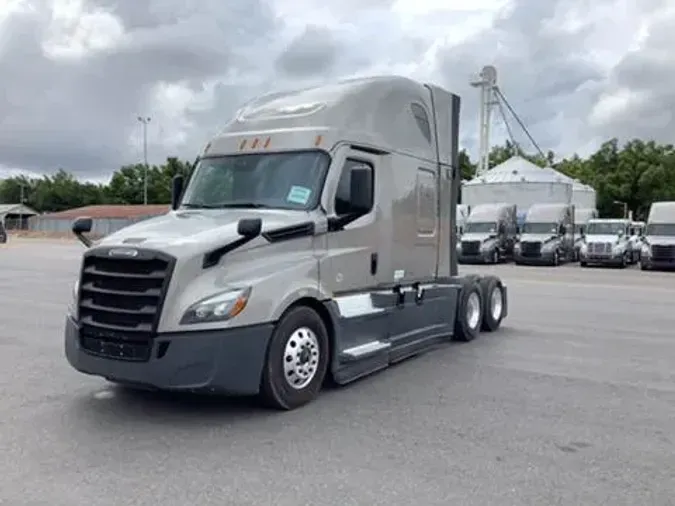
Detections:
[514, 203, 575, 266]
[457, 203, 518, 264]
[640, 201, 675, 270]
[578, 218, 636, 267]
[64, 76, 509, 410]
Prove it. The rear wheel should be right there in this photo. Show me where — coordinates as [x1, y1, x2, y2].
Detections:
[480, 276, 505, 332]
[453, 281, 483, 342]
[260, 306, 329, 411]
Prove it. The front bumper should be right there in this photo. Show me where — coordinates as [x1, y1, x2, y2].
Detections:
[514, 251, 556, 265]
[458, 251, 492, 264]
[64, 315, 273, 395]
[580, 253, 625, 266]
[641, 257, 675, 270]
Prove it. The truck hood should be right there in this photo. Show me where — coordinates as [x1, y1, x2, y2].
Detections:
[460, 233, 495, 242]
[519, 233, 556, 243]
[96, 209, 315, 254]
[646, 235, 675, 245]
[585, 234, 622, 243]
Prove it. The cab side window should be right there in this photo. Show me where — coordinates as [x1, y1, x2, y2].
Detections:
[335, 159, 374, 215]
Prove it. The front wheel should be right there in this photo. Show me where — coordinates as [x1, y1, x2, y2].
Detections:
[552, 250, 560, 266]
[491, 249, 500, 264]
[260, 306, 330, 411]
[620, 253, 628, 268]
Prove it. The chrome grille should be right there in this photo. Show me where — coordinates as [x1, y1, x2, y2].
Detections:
[461, 241, 480, 256]
[651, 244, 675, 261]
[77, 248, 175, 362]
[520, 241, 541, 257]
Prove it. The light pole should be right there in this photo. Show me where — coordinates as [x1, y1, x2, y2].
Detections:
[137, 116, 151, 205]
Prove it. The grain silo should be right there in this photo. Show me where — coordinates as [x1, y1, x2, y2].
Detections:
[462, 156, 573, 215]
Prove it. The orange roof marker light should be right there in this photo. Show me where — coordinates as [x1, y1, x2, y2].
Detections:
[263, 136, 271, 148]
[238, 139, 247, 151]
[314, 135, 323, 147]
[251, 138, 259, 149]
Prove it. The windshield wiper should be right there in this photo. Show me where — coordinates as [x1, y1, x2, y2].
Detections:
[181, 202, 272, 209]
[212, 202, 272, 209]
[180, 203, 223, 209]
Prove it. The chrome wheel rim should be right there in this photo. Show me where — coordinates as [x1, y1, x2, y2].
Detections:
[466, 292, 481, 329]
[283, 327, 320, 390]
[490, 286, 503, 321]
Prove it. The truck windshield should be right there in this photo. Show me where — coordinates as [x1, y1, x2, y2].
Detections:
[521, 222, 556, 234]
[586, 222, 626, 235]
[464, 222, 496, 234]
[180, 150, 330, 210]
[645, 223, 675, 236]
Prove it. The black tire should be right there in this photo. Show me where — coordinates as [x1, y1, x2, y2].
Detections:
[452, 281, 483, 342]
[620, 253, 627, 269]
[640, 261, 649, 271]
[260, 306, 330, 411]
[580, 261, 587, 267]
[491, 249, 499, 264]
[552, 250, 560, 266]
[479, 276, 505, 332]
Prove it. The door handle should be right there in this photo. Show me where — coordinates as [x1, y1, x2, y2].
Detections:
[370, 252, 378, 275]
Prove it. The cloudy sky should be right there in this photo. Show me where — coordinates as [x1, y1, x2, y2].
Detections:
[0, 0, 673, 181]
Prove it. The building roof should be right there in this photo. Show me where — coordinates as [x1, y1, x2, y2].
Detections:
[42, 205, 170, 219]
[0, 203, 38, 216]
[464, 156, 595, 193]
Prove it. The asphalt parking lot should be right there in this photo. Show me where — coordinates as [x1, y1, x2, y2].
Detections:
[1, 239, 675, 506]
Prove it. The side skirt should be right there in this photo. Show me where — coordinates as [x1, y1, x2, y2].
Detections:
[325, 281, 461, 386]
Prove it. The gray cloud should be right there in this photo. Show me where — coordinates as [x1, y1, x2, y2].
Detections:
[275, 25, 340, 78]
[1, 0, 674, 178]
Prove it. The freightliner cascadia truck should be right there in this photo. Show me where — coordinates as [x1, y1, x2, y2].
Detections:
[64, 76, 509, 410]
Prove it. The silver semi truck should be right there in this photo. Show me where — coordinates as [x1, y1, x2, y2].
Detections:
[457, 203, 517, 264]
[64, 76, 509, 410]
[578, 218, 635, 267]
[514, 203, 575, 266]
[572, 207, 598, 261]
[640, 201, 675, 270]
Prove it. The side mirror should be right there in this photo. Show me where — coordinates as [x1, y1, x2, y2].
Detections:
[458, 226, 464, 235]
[498, 223, 506, 234]
[558, 224, 565, 235]
[579, 226, 585, 236]
[515, 225, 520, 235]
[72, 216, 93, 248]
[237, 217, 262, 238]
[171, 174, 184, 210]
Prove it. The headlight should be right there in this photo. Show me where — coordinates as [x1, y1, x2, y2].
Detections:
[68, 279, 79, 319]
[180, 287, 251, 325]
[641, 244, 650, 255]
[580, 243, 587, 254]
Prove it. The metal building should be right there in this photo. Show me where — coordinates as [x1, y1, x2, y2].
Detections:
[462, 156, 572, 211]
[29, 205, 169, 237]
[462, 156, 597, 218]
[0, 203, 38, 230]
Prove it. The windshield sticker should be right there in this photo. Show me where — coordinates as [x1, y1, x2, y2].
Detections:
[286, 185, 312, 205]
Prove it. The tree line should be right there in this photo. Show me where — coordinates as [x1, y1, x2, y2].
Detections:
[1, 138, 674, 219]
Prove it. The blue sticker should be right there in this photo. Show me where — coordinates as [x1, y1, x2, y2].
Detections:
[286, 185, 312, 205]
